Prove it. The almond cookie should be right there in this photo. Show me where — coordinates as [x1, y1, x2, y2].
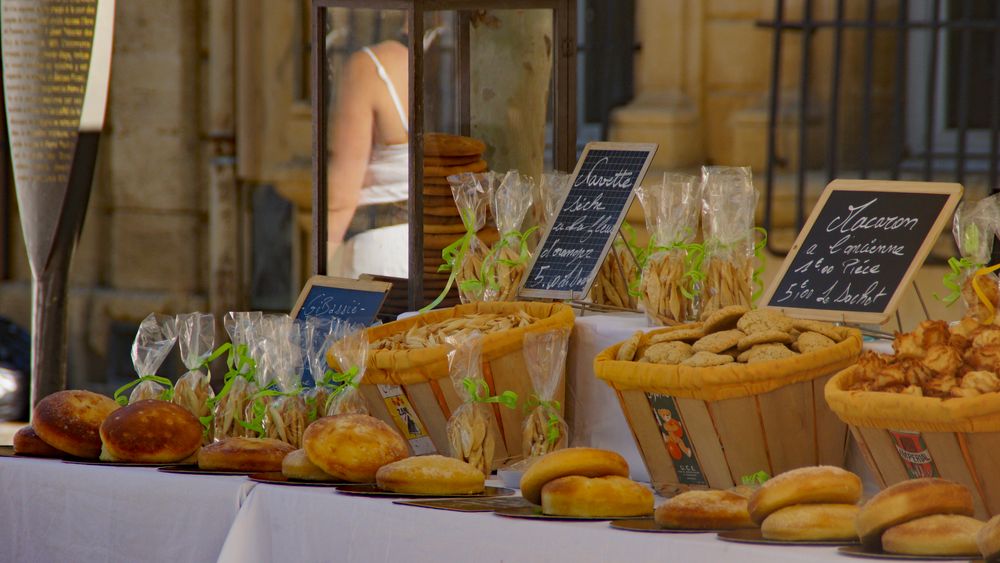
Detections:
[795, 331, 836, 353]
[649, 326, 706, 344]
[616, 331, 644, 362]
[743, 343, 798, 364]
[641, 342, 694, 365]
[791, 319, 846, 343]
[681, 351, 735, 368]
[737, 330, 795, 352]
[736, 309, 794, 335]
[692, 329, 746, 354]
[703, 305, 750, 333]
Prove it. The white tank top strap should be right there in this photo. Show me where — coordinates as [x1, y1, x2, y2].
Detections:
[362, 46, 408, 133]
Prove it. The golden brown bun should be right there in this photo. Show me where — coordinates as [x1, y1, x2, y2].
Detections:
[882, 514, 984, 556]
[760, 503, 859, 541]
[32, 390, 119, 459]
[303, 414, 409, 483]
[748, 466, 861, 524]
[856, 478, 975, 548]
[12, 426, 63, 458]
[99, 400, 202, 463]
[541, 475, 653, 517]
[520, 447, 629, 505]
[198, 437, 295, 472]
[654, 490, 756, 530]
[977, 514, 1000, 562]
[282, 449, 336, 481]
[376, 455, 485, 494]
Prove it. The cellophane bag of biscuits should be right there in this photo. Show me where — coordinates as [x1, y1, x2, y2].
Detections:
[118, 313, 178, 405]
[946, 194, 1000, 323]
[324, 322, 370, 416]
[637, 173, 702, 325]
[447, 172, 492, 303]
[538, 171, 570, 234]
[700, 166, 759, 316]
[302, 317, 334, 422]
[262, 319, 308, 448]
[589, 234, 639, 309]
[212, 311, 261, 440]
[173, 312, 216, 443]
[481, 170, 536, 302]
[445, 332, 497, 476]
[521, 329, 570, 458]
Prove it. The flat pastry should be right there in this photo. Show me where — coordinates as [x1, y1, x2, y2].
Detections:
[541, 475, 653, 517]
[198, 437, 294, 472]
[376, 454, 485, 495]
[882, 514, 983, 556]
[761, 503, 859, 541]
[737, 329, 794, 351]
[654, 489, 755, 530]
[12, 426, 63, 458]
[616, 331, 643, 361]
[303, 414, 409, 483]
[692, 329, 745, 354]
[736, 309, 794, 335]
[680, 351, 734, 367]
[32, 390, 119, 459]
[855, 478, 975, 548]
[702, 305, 749, 333]
[748, 465, 861, 524]
[100, 400, 202, 463]
[519, 447, 629, 505]
[282, 449, 336, 481]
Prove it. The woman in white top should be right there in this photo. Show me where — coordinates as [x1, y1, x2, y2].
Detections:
[327, 40, 410, 279]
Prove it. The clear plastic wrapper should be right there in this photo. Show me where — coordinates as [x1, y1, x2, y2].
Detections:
[538, 171, 571, 233]
[448, 172, 492, 303]
[947, 194, 1000, 322]
[700, 166, 759, 316]
[173, 312, 216, 443]
[482, 170, 536, 301]
[638, 173, 702, 324]
[302, 317, 335, 422]
[445, 332, 503, 476]
[521, 329, 569, 458]
[118, 313, 178, 405]
[261, 318, 308, 447]
[213, 311, 262, 440]
[324, 321, 370, 416]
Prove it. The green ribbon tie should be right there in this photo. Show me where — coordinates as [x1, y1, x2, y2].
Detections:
[113, 375, 175, 406]
[238, 388, 286, 437]
[460, 377, 518, 409]
[526, 395, 563, 445]
[741, 470, 771, 486]
[321, 366, 361, 413]
[936, 256, 981, 305]
[422, 208, 477, 312]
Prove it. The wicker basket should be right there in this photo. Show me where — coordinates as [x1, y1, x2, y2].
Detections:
[354, 302, 575, 467]
[826, 366, 1000, 518]
[594, 327, 862, 495]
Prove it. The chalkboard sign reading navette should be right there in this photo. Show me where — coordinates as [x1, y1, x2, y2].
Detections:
[519, 142, 657, 300]
[762, 180, 963, 325]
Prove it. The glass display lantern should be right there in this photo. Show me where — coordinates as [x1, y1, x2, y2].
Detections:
[311, 0, 577, 310]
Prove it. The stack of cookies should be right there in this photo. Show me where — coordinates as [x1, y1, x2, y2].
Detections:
[421, 132, 497, 305]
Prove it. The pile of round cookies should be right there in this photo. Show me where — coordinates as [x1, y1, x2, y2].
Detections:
[615, 305, 851, 366]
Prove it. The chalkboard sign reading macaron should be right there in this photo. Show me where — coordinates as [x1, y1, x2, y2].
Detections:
[519, 142, 657, 300]
[761, 179, 963, 325]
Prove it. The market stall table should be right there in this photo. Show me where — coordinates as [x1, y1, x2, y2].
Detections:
[218, 481, 858, 563]
[0, 456, 254, 563]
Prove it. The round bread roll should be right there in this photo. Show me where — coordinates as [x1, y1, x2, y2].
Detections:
[541, 475, 653, 517]
[12, 426, 63, 458]
[856, 478, 975, 548]
[32, 390, 119, 459]
[760, 503, 859, 541]
[376, 455, 485, 495]
[520, 447, 630, 505]
[654, 489, 755, 530]
[282, 449, 335, 481]
[976, 514, 1000, 563]
[882, 514, 984, 556]
[99, 400, 202, 463]
[198, 437, 295, 472]
[303, 414, 409, 483]
[748, 466, 862, 524]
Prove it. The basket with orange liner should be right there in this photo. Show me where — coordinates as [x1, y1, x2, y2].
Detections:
[329, 301, 574, 469]
[594, 306, 862, 495]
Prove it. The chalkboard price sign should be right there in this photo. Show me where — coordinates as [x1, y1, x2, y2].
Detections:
[292, 276, 391, 326]
[762, 180, 963, 324]
[519, 142, 657, 300]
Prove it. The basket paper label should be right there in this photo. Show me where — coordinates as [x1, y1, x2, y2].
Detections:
[889, 430, 938, 478]
[646, 393, 707, 486]
[377, 384, 436, 455]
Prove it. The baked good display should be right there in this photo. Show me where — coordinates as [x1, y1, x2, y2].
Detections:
[760, 503, 859, 541]
[368, 311, 536, 351]
[977, 514, 1000, 562]
[12, 426, 63, 458]
[99, 400, 202, 463]
[748, 465, 862, 524]
[519, 447, 630, 505]
[375, 454, 485, 495]
[281, 449, 335, 482]
[198, 437, 295, 472]
[302, 414, 409, 483]
[654, 489, 755, 530]
[540, 475, 653, 518]
[32, 390, 119, 459]
[880, 514, 984, 556]
[855, 478, 975, 548]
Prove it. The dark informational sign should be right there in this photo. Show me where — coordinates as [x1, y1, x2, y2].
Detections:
[519, 142, 657, 300]
[762, 180, 962, 325]
[292, 276, 390, 326]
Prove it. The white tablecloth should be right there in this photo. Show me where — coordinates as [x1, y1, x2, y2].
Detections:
[0, 457, 254, 563]
[217, 482, 851, 563]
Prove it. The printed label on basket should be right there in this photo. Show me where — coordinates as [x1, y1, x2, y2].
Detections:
[889, 430, 939, 478]
[646, 393, 707, 486]
[377, 384, 436, 455]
